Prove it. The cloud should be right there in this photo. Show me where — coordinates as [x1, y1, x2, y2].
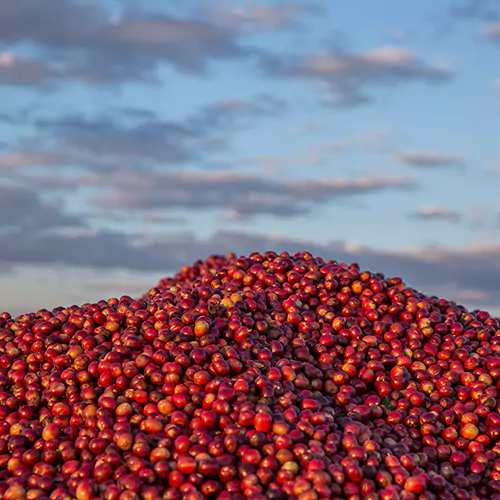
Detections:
[0, 2, 454, 103]
[189, 93, 287, 129]
[409, 206, 462, 223]
[0, 112, 17, 124]
[3, 172, 87, 192]
[388, 30, 407, 43]
[450, 0, 500, 21]
[227, 152, 327, 173]
[112, 107, 159, 121]
[201, 1, 323, 34]
[484, 22, 500, 39]
[1, 228, 500, 311]
[261, 45, 453, 107]
[395, 150, 464, 168]
[0, 185, 83, 232]
[0, 151, 75, 169]
[29, 94, 286, 167]
[139, 213, 188, 225]
[0, 0, 258, 85]
[0, 0, 100, 46]
[0, 146, 123, 174]
[87, 170, 416, 220]
[0, 105, 43, 126]
[314, 127, 394, 154]
[35, 114, 205, 166]
[0, 52, 61, 88]
[0, 229, 156, 271]
[71, 16, 250, 82]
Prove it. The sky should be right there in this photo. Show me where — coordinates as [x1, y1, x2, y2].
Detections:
[0, 0, 500, 316]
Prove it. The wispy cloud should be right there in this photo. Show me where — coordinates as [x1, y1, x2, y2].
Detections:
[314, 127, 394, 154]
[409, 206, 462, 223]
[395, 150, 464, 168]
[20, 94, 287, 168]
[228, 152, 327, 172]
[450, 0, 500, 22]
[87, 170, 416, 220]
[261, 45, 453, 107]
[0, 52, 61, 88]
[201, 1, 323, 34]
[484, 21, 500, 40]
[0, 185, 83, 232]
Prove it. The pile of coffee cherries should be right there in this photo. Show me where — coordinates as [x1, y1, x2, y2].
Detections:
[1, 251, 499, 500]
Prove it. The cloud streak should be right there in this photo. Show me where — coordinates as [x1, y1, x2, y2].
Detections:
[201, 1, 323, 34]
[27, 94, 287, 167]
[484, 22, 500, 40]
[0, 52, 61, 88]
[261, 45, 453, 107]
[409, 206, 462, 223]
[0, 151, 78, 170]
[395, 150, 464, 168]
[450, 0, 500, 22]
[0, 185, 83, 232]
[88, 170, 417, 219]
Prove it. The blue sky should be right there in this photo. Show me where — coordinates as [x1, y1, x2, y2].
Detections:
[1, 0, 499, 315]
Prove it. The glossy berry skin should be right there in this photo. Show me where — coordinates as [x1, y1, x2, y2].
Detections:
[254, 412, 273, 432]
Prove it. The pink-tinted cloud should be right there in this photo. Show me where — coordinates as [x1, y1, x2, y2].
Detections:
[409, 206, 462, 223]
[395, 150, 464, 168]
[261, 45, 453, 107]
